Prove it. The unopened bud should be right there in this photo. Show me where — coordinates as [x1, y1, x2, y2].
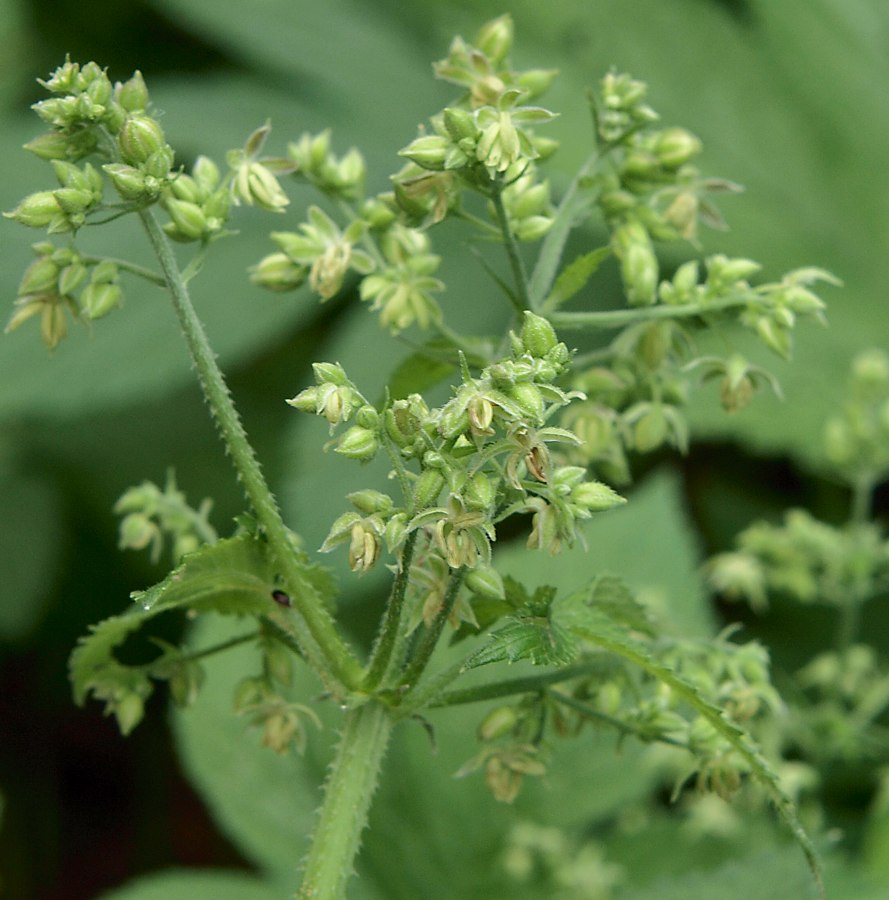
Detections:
[4, 191, 61, 228]
[477, 705, 519, 742]
[520, 311, 558, 358]
[118, 114, 167, 166]
[80, 282, 123, 319]
[655, 127, 702, 169]
[399, 134, 450, 171]
[335, 426, 379, 461]
[164, 197, 207, 241]
[475, 14, 513, 63]
[117, 71, 149, 113]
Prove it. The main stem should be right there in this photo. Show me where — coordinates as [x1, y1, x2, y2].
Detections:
[138, 209, 362, 692]
[297, 702, 392, 899]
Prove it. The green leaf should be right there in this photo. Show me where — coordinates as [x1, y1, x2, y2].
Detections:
[385, 343, 456, 400]
[464, 611, 577, 669]
[174, 615, 657, 897]
[97, 869, 282, 900]
[134, 533, 285, 616]
[69, 533, 301, 714]
[541, 245, 611, 312]
[585, 573, 656, 636]
[493, 468, 716, 639]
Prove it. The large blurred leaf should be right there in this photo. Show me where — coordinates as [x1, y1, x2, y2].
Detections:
[98, 869, 281, 900]
[493, 467, 715, 639]
[174, 616, 659, 897]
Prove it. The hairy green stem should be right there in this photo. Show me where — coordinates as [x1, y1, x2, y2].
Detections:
[490, 180, 532, 313]
[138, 207, 363, 693]
[297, 702, 392, 900]
[428, 661, 615, 709]
[399, 567, 466, 693]
[80, 253, 166, 287]
[550, 294, 750, 331]
[363, 529, 419, 690]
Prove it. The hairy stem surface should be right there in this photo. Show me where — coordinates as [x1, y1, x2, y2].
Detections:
[138, 209, 363, 692]
[297, 702, 393, 899]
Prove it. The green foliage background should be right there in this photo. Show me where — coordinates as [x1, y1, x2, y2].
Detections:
[1, 0, 887, 897]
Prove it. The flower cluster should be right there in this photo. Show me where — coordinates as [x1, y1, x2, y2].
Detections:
[290, 313, 625, 612]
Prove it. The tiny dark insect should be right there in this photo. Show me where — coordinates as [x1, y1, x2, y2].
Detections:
[271, 589, 292, 607]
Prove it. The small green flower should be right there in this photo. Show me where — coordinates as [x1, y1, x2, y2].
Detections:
[227, 123, 294, 212]
[271, 206, 374, 300]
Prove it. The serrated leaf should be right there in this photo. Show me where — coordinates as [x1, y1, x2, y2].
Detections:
[542, 246, 611, 312]
[135, 533, 283, 616]
[464, 585, 577, 669]
[69, 608, 155, 706]
[69, 533, 320, 715]
[586, 573, 656, 636]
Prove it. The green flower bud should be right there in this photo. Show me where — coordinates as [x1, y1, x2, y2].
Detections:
[633, 406, 668, 452]
[263, 640, 294, 688]
[464, 564, 505, 601]
[613, 220, 658, 306]
[399, 134, 450, 171]
[168, 173, 202, 204]
[164, 197, 208, 241]
[477, 705, 519, 743]
[52, 187, 93, 216]
[313, 362, 350, 386]
[513, 215, 552, 243]
[168, 660, 204, 708]
[103, 163, 155, 201]
[91, 260, 119, 284]
[475, 14, 513, 64]
[623, 241, 658, 306]
[118, 114, 167, 166]
[599, 190, 637, 218]
[286, 386, 319, 413]
[572, 479, 625, 512]
[57, 262, 87, 295]
[19, 256, 59, 295]
[250, 252, 307, 292]
[117, 70, 149, 112]
[346, 490, 393, 516]
[335, 425, 379, 461]
[508, 382, 544, 421]
[4, 191, 61, 228]
[80, 282, 122, 319]
[755, 317, 791, 359]
[514, 68, 559, 100]
[23, 130, 89, 161]
[706, 255, 761, 290]
[384, 512, 408, 553]
[143, 147, 175, 179]
[355, 405, 380, 430]
[521, 311, 558, 358]
[655, 127, 702, 169]
[464, 471, 496, 511]
[413, 468, 445, 509]
[442, 107, 478, 143]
